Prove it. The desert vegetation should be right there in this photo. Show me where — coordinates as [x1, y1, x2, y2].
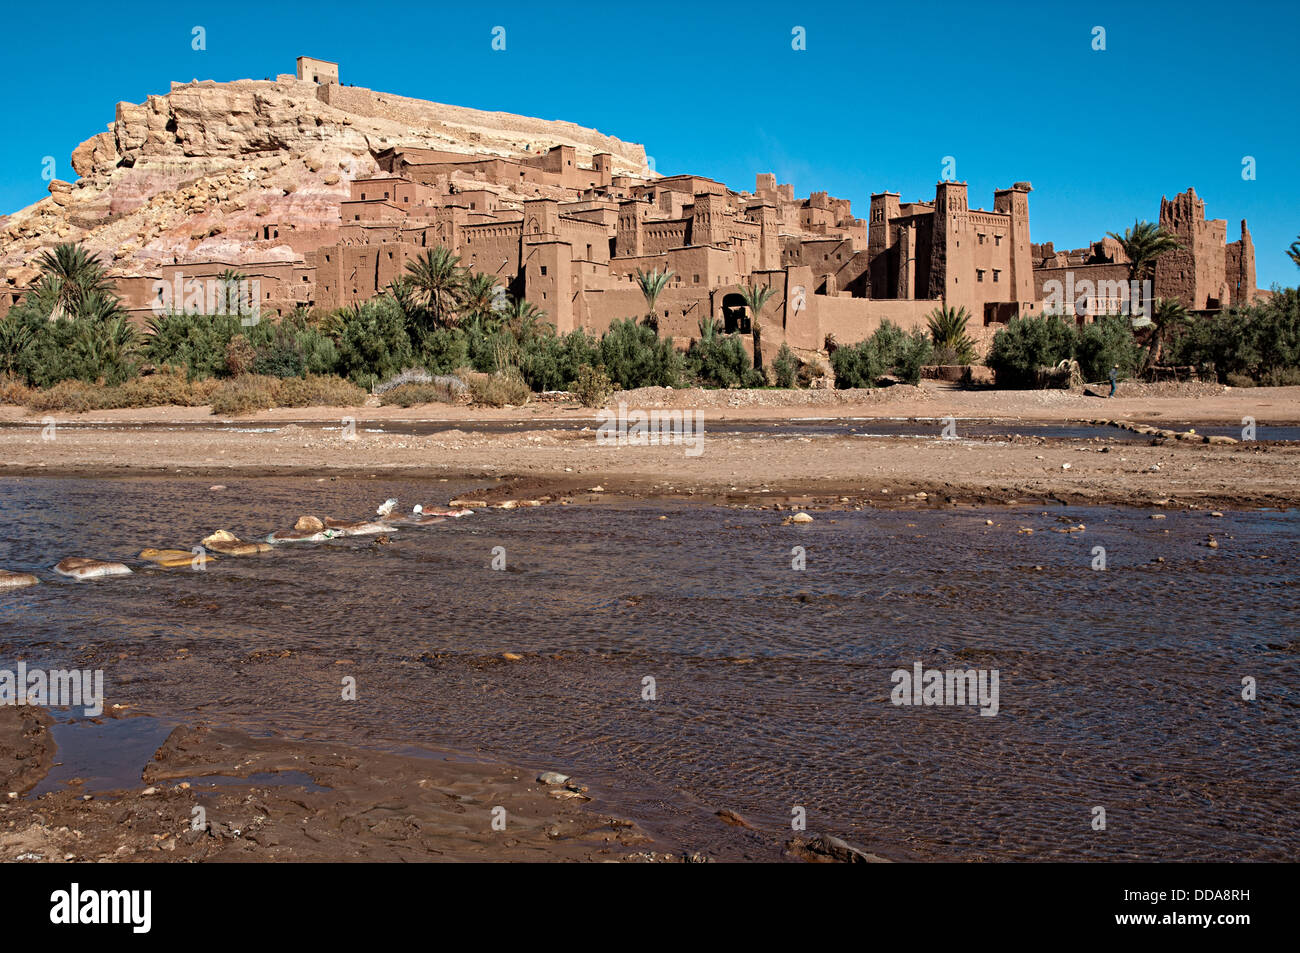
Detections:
[3, 239, 1299, 411]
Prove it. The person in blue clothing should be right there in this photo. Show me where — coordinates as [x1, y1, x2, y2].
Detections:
[1109, 365, 1119, 398]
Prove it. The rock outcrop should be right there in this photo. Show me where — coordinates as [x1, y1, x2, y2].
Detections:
[1, 74, 650, 290]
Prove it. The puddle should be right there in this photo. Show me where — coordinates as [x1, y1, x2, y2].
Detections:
[31, 715, 173, 796]
[180, 770, 329, 793]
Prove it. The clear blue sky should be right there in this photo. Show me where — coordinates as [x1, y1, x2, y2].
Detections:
[3, 0, 1296, 288]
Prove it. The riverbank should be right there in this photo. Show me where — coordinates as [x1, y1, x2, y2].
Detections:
[0, 707, 674, 862]
[3, 379, 1299, 426]
[1, 383, 1297, 510]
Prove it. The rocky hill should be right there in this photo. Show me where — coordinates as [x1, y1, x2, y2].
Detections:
[0, 72, 651, 289]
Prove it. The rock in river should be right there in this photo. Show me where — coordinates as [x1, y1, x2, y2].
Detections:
[54, 557, 132, 580]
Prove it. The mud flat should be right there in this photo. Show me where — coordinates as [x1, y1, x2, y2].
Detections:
[0, 707, 702, 862]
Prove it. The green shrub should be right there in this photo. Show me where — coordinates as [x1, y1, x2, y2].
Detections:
[830, 321, 931, 388]
[519, 329, 600, 391]
[570, 364, 614, 407]
[598, 318, 681, 389]
[987, 314, 1077, 387]
[686, 334, 762, 388]
[872, 321, 932, 384]
[335, 297, 414, 389]
[1168, 289, 1300, 383]
[0, 310, 37, 381]
[415, 327, 470, 375]
[1074, 315, 1141, 383]
[830, 341, 882, 389]
[772, 343, 799, 389]
[1260, 366, 1300, 387]
[145, 311, 242, 380]
[297, 328, 341, 377]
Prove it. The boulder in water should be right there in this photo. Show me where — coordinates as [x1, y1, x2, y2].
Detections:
[0, 570, 39, 589]
[323, 518, 398, 536]
[200, 530, 271, 556]
[54, 557, 132, 580]
[138, 548, 215, 568]
[293, 515, 325, 532]
[267, 528, 340, 543]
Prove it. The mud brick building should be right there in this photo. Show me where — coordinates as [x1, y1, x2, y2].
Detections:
[0, 59, 1262, 365]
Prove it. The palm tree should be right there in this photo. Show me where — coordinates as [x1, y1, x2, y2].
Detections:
[1106, 222, 1183, 322]
[1107, 221, 1184, 283]
[926, 304, 976, 363]
[1145, 297, 1191, 369]
[32, 242, 115, 320]
[77, 290, 129, 324]
[0, 316, 33, 377]
[697, 315, 722, 344]
[71, 314, 139, 385]
[403, 246, 466, 329]
[212, 269, 249, 318]
[1288, 235, 1300, 270]
[386, 276, 419, 318]
[739, 281, 778, 370]
[634, 268, 674, 329]
[460, 273, 502, 325]
[502, 297, 547, 342]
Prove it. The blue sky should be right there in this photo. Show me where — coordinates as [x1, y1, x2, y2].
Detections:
[3, 0, 1297, 288]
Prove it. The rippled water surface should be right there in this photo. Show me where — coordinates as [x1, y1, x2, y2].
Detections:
[1, 476, 1296, 860]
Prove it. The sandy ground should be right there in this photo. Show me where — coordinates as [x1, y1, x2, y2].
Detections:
[4, 379, 1299, 426]
[0, 383, 1296, 509]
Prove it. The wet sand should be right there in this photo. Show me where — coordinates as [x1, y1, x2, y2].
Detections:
[0, 707, 750, 862]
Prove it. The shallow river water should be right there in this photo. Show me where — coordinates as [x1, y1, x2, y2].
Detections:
[1, 476, 1296, 860]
